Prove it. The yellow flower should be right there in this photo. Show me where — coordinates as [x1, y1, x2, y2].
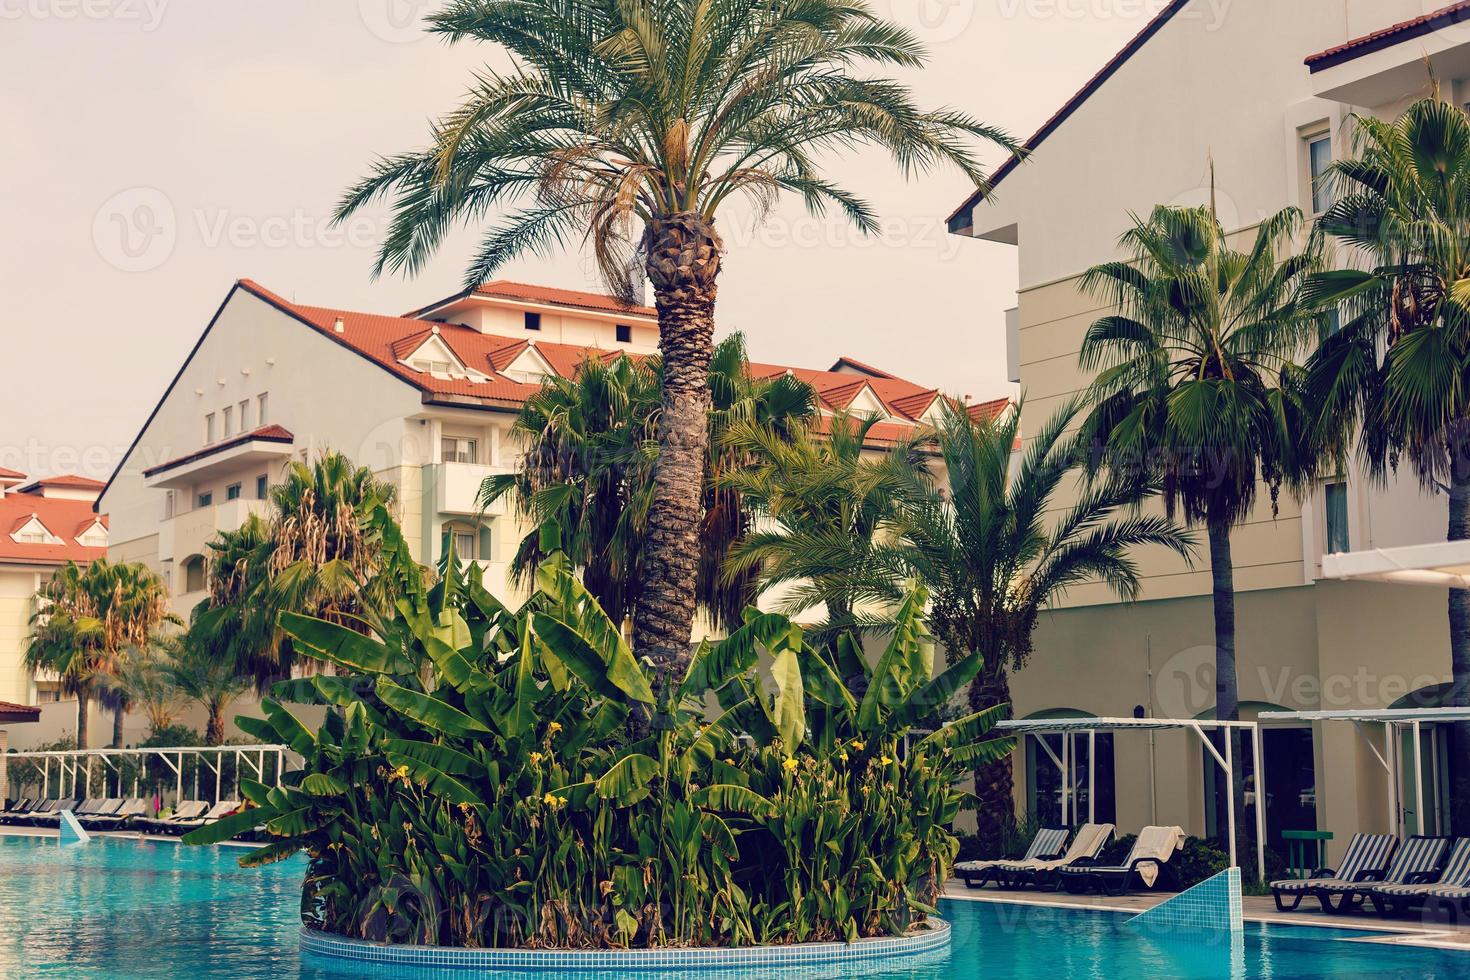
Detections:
[850, 740, 865, 752]
[547, 721, 564, 736]
[529, 752, 544, 765]
[722, 758, 737, 766]
[782, 756, 799, 773]
[542, 792, 565, 810]
[837, 752, 849, 764]
[880, 755, 893, 766]
[391, 764, 411, 783]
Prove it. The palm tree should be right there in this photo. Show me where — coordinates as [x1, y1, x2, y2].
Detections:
[194, 452, 408, 689]
[336, 0, 1015, 685]
[103, 642, 184, 738]
[1303, 96, 1470, 824]
[739, 401, 1191, 851]
[722, 411, 906, 640]
[24, 559, 176, 748]
[163, 633, 249, 746]
[1078, 205, 1325, 716]
[481, 334, 814, 631]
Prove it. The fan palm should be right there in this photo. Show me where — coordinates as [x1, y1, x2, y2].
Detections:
[482, 333, 814, 631]
[1078, 205, 1326, 727]
[24, 559, 177, 748]
[337, 0, 1015, 684]
[103, 641, 184, 738]
[1303, 96, 1470, 823]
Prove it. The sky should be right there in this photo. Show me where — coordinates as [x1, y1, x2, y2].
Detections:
[0, 0, 1159, 483]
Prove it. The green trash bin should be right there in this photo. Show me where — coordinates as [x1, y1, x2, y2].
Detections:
[1281, 830, 1333, 879]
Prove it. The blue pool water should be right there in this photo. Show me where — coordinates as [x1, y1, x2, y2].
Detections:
[1, 833, 1468, 978]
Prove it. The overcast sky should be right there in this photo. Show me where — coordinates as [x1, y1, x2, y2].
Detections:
[0, 0, 1154, 482]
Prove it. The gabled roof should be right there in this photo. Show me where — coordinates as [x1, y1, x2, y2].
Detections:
[1305, 2, 1470, 71]
[947, 0, 1191, 230]
[409, 279, 658, 319]
[828, 356, 897, 379]
[15, 474, 105, 495]
[0, 700, 40, 724]
[0, 466, 24, 483]
[142, 424, 295, 478]
[0, 493, 108, 566]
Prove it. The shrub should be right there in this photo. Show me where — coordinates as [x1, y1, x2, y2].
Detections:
[187, 548, 1012, 950]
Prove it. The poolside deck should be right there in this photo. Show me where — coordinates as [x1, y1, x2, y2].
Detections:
[943, 879, 1470, 950]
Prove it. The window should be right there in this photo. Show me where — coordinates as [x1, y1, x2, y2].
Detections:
[197, 491, 213, 508]
[524, 311, 541, 331]
[1325, 481, 1350, 554]
[256, 474, 268, 499]
[442, 523, 479, 560]
[222, 405, 234, 438]
[226, 482, 242, 501]
[615, 324, 632, 343]
[1308, 134, 1333, 214]
[205, 413, 216, 443]
[183, 555, 206, 593]
[238, 399, 251, 432]
[412, 359, 453, 375]
[442, 437, 479, 464]
[257, 392, 269, 425]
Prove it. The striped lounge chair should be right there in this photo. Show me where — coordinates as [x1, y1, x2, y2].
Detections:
[1313, 835, 1450, 914]
[1271, 833, 1396, 912]
[1367, 837, 1470, 916]
[996, 823, 1114, 890]
[955, 827, 1069, 888]
[1057, 825, 1185, 896]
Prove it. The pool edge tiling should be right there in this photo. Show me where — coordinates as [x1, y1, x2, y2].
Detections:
[298, 920, 951, 972]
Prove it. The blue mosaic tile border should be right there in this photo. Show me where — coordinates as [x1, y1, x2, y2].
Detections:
[1127, 867, 1243, 939]
[300, 920, 949, 974]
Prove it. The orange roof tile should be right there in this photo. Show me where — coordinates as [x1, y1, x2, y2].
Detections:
[0, 494, 108, 566]
[142, 424, 295, 478]
[1305, 2, 1470, 71]
[0, 466, 25, 481]
[15, 474, 105, 494]
[410, 280, 658, 319]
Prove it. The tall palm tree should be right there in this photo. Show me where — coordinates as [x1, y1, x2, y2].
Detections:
[480, 334, 813, 631]
[336, 0, 1015, 685]
[103, 642, 184, 738]
[24, 559, 176, 748]
[1079, 205, 1325, 720]
[1303, 96, 1470, 824]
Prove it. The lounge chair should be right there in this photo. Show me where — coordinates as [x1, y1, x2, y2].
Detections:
[1057, 825, 1185, 896]
[135, 800, 209, 834]
[0, 798, 35, 823]
[1270, 833, 1396, 912]
[14, 799, 60, 825]
[31, 798, 101, 825]
[170, 799, 241, 833]
[1367, 837, 1470, 916]
[955, 827, 1069, 888]
[83, 798, 148, 829]
[995, 823, 1115, 890]
[1312, 836, 1450, 914]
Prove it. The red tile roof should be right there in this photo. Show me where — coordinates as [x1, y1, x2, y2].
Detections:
[142, 424, 295, 478]
[968, 397, 1011, 423]
[0, 700, 40, 723]
[829, 356, 897, 379]
[15, 474, 105, 494]
[948, 0, 1190, 229]
[1305, 2, 1470, 71]
[0, 493, 108, 566]
[233, 279, 1010, 449]
[0, 467, 25, 482]
[410, 280, 658, 319]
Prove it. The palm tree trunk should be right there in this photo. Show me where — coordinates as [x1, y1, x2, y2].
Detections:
[633, 213, 722, 695]
[1207, 518, 1240, 846]
[206, 702, 226, 747]
[75, 691, 90, 750]
[970, 665, 1014, 857]
[1448, 470, 1470, 831]
[112, 705, 126, 748]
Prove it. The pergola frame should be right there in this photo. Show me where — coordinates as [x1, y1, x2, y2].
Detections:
[1259, 707, 1470, 839]
[7, 744, 294, 805]
[995, 716, 1266, 881]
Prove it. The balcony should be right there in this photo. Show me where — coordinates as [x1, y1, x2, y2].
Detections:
[159, 497, 271, 564]
[432, 461, 511, 517]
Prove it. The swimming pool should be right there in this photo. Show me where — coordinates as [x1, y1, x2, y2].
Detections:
[0, 833, 1466, 978]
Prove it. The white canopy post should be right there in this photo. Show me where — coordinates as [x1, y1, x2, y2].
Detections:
[1087, 730, 1096, 825]
[1250, 725, 1267, 884]
[1412, 720, 1424, 835]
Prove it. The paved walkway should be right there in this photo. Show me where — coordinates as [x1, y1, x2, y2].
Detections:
[943, 879, 1470, 950]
